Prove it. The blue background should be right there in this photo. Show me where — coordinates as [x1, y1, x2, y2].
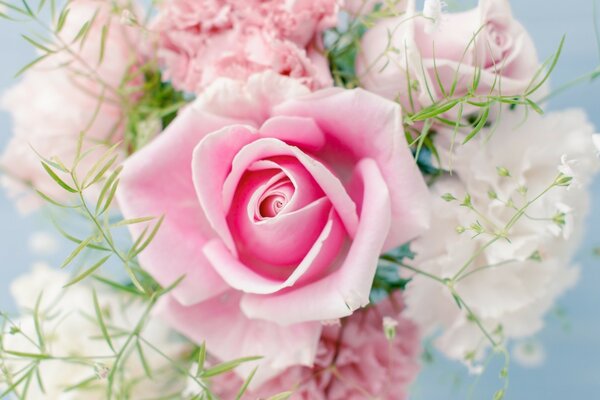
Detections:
[0, 1, 599, 399]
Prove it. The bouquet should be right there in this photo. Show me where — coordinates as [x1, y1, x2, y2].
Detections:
[0, 0, 599, 398]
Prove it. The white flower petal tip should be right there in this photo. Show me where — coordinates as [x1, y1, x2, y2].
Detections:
[512, 339, 546, 368]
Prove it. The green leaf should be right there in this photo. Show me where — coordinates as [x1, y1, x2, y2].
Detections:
[33, 292, 45, 351]
[15, 54, 49, 77]
[462, 106, 490, 144]
[82, 141, 121, 188]
[200, 356, 262, 378]
[4, 350, 50, 359]
[41, 162, 77, 193]
[98, 178, 119, 215]
[95, 166, 122, 214]
[37, 0, 47, 13]
[525, 98, 544, 115]
[55, 6, 70, 33]
[98, 24, 109, 64]
[63, 376, 97, 392]
[21, 0, 33, 16]
[60, 236, 93, 269]
[63, 255, 111, 287]
[84, 154, 118, 189]
[236, 367, 258, 400]
[92, 288, 115, 353]
[71, 21, 90, 44]
[158, 274, 186, 296]
[35, 189, 73, 208]
[112, 216, 156, 228]
[0, 0, 30, 16]
[266, 392, 293, 400]
[50, 220, 110, 251]
[526, 35, 565, 96]
[412, 99, 460, 122]
[136, 339, 153, 379]
[0, 364, 37, 398]
[92, 275, 144, 296]
[195, 341, 207, 377]
[129, 215, 164, 258]
[21, 34, 53, 53]
[123, 263, 146, 294]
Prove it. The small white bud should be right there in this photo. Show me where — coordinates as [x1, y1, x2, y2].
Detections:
[120, 9, 136, 26]
[94, 363, 110, 380]
[382, 316, 398, 340]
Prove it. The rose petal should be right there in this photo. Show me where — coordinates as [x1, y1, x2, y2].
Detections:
[192, 125, 258, 255]
[203, 207, 344, 294]
[155, 292, 322, 387]
[117, 106, 237, 305]
[240, 159, 392, 324]
[259, 115, 326, 151]
[273, 88, 430, 250]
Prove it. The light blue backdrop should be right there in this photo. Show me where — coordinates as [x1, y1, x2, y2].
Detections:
[0, 1, 599, 399]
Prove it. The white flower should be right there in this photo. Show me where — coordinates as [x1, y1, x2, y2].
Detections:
[28, 231, 60, 255]
[592, 134, 600, 157]
[120, 9, 136, 26]
[405, 108, 599, 368]
[512, 339, 546, 368]
[3, 264, 191, 399]
[422, 0, 446, 33]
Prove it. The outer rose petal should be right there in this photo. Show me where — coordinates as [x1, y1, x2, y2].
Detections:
[240, 159, 392, 324]
[155, 292, 322, 386]
[273, 88, 430, 250]
[117, 106, 240, 305]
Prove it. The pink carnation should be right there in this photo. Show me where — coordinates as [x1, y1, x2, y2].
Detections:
[1, 0, 144, 212]
[151, 0, 337, 92]
[211, 293, 421, 399]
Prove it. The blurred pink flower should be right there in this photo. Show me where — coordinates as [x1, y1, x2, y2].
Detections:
[0, 0, 143, 212]
[151, 0, 338, 92]
[210, 293, 422, 399]
[356, 0, 539, 114]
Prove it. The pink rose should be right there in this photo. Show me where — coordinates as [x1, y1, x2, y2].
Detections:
[151, 0, 338, 92]
[356, 0, 539, 114]
[211, 293, 422, 399]
[117, 72, 430, 383]
[1, 0, 143, 212]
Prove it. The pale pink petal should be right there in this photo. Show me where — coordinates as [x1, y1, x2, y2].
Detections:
[273, 88, 430, 250]
[155, 292, 322, 386]
[196, 134, 359, 242]
[117, 106, 238, 305]
[203, 209, 344, 294]
[240, 159, 392, 324]
[259, 116, 326, 151]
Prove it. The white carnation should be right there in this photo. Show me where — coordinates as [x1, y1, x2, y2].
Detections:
[2, 264, 191, 399]
[405, 108, 599, 369]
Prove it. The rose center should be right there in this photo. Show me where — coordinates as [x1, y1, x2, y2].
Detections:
[255, 178, 295, 220]
[259, 193, 287, 218]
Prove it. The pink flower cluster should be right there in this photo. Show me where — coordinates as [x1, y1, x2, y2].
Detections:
[211, 293, 421, 399]
[151, 0, 337, 93]
[1, 0, 142, 212]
